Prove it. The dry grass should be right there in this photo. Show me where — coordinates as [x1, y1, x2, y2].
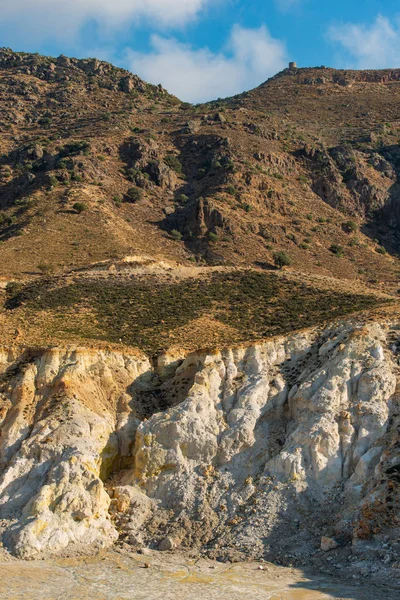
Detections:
[3, 270, 388, 354]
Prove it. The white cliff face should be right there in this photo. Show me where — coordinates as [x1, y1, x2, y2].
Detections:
[131, 322, 398, 556]
[0, 319, 398, 559]
[135, 323, 395, 491]
[0, 348, 150, 558]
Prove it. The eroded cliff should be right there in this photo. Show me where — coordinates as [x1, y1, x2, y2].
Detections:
[0, 318, 398, 574]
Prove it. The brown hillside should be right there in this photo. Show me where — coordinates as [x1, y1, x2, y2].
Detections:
[0, 51, 399, 350]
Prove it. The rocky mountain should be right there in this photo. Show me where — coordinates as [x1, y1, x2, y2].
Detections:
[0, 51, 399, 290]
[0, 50, 399, 585]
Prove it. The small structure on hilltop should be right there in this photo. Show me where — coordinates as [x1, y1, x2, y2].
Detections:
[289, 62, 297, 70]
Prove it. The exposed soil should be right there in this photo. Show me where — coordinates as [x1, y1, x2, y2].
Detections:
[0, 550, 398, 600]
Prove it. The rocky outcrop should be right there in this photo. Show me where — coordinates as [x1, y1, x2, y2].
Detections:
[127, 321, 398, 560]
[121, 138, 179, 191]
[275, 66, 400, 86]
[183, 196, 230, 238]
[0, 48, 150, 95]
[0, 319, 398, 562]
[303, 144, 395, 218]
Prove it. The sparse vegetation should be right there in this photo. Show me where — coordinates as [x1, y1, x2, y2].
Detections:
[226, 185, 238, 197]
[273, 251, 292, 269]
[126, 187, 143, 202]
[0, 49, 398, 319]
[170, 229, 182, 240]
[164, 154, 183, 175]
[330, 243, 344, 257]
[72, 202, 87, 213]
[343, 220, 358, 233]
[5, 272, 382, 354]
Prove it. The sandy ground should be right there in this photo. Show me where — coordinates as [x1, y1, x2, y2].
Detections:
[0, 550, 398, 600]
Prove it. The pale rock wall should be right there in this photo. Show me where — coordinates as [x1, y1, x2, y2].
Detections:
[0, 347, 150, 557]
[130, 322, 398, 555]
[0, 319, 398, 559]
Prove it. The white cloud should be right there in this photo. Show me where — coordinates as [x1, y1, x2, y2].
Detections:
[0, 0, 212, 42]
[127, 25, 287, 102]
[328, 15, 400, 69]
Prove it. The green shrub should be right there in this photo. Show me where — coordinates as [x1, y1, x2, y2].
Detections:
[37, 262, 54, 274]
[125, 167, 140, 182]
[60, 141, 90, 157]
[343, 220, 358, 233]
[14, 198, 31, 207]
[72, 202, 87, 213]
[226, 185, 238, 196]
[0, 214, 12, 226]
[48, 175, 58, 188]
[5, 281, 22, 298]
[126, 187, 143, 202]
[329, 243, 344, 257]
[208, 232, 218, 242]
[273, 251, 292, 268]
[170, 229, 182, 241]
[376, 246, 387, 255]
[71, 173, 83, 182]
[39, 117, 51, 127]
[177, 193, 189, 203]
[164, 154, 183, 175]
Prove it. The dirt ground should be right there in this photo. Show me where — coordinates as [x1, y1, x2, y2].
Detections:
[0, 550, 398, 600]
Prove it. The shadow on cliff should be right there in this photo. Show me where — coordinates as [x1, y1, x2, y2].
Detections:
[355, 143, 400, 257]
[361, 155, 400, 257]
[143, 131, 236, 265]
[100, 355, 203, 480]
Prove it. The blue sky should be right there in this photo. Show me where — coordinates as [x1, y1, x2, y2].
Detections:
[1, 1, 400, 102]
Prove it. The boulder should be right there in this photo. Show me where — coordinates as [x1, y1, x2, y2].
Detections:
[321, 536, 340, 552]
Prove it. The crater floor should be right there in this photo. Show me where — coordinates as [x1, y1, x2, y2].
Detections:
[0, 550, 397, 600]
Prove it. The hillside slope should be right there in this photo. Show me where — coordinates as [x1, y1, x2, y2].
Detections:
[0, 52, 399, 296]
[0, 51, 399, 581]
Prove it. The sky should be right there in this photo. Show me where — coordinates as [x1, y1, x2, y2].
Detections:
[1, 1, 400, 102]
